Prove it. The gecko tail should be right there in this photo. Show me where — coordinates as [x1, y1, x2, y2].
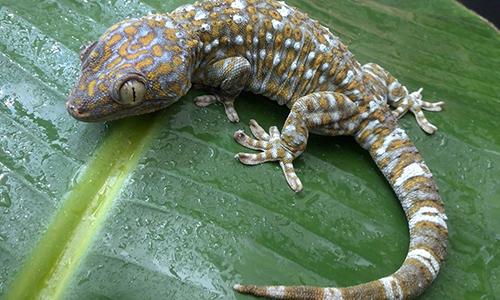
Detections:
[234, 121, 448, 300]
[233, 280, 404, 299]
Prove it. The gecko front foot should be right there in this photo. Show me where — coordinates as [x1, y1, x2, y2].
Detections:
[392, 88, 445, 134]
[234, 119, 303, 192]
[194, 95, 240, 122]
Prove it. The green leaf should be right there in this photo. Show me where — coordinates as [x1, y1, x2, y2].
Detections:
[0, 0, 499, 299]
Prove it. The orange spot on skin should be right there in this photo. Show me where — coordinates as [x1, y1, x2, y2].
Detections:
[92, 49, 111, 72]
[269, 10, 282, 20]
[131, 43, 142, 51]
[152, 44, 163, 57]
[124, 26, 137, 37]
[293, 28, 302, 40]
[164, 28, 176, 40]
[119, 42, 130, 57]
[173, 56, 182, 67]
[98, 83, 108, 93]
[136, 57, 154, 70]
[139, 33, 155, 46]
[106, 33, 122, 48]
[247, 6, 256, 14]
[87, 80, 97, 97]
[148, 63, 173, 79]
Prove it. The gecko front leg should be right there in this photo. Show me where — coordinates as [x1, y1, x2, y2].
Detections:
[234, 92, 358, 192]
[194, 57, 251, 122]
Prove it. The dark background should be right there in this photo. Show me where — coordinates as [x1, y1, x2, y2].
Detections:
[459, 0, 499, 28]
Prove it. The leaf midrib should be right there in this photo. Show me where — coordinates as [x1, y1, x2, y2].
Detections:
[5, 116, 162, 300]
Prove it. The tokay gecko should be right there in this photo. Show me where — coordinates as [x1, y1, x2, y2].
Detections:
[66, 0, 448, 299]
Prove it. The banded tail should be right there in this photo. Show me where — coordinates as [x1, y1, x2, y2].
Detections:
[234, 121, 448, 299]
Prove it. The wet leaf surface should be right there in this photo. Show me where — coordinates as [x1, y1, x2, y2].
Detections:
[0, 0, 499, 299]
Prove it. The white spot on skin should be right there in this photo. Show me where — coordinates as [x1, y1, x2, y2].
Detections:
[194, 10, 207, 20]
[259, 49, 266, 60]
[212, 39, 219, 47]
[307, 51, 316, 62]
[201, 23, 210, 32]
[407, 249, 440, 279]
[340, 70, 354, 86]
[409, 212, 447, 229]
[322, 288, 342, 300]
[164, 20, 175, 28]
[272, 19, 284, 30]
[231, 0, 246, 9]
[380, 277, 394, 300]
[290, 62, 297, 70]
[283, 125, 296, 134]
[312, 115, 322, 125]
[375, 128, 408, 156]
[176, 4, 195, 12]
[215, 49, 225, 59]
[329, 111, 340, 121]
[325, 94, 336, 106]
[235, 35, 244, 45]
[319, 75, 326, 84]
[394, 162, 430, 187]
[379, 276, 403, 300]
[273, 54, 281, 66]
[321, 63, 329, 71]
[284, 38, 292, 47]
[175, 30, 186, 38]
[233, 14, 244, 24]
[305, 69, 313, 79]
[293, 42, 301, 51]
[271, 148, 278, 159]
[319, 43, 328, 52]
[253, 36, 259, 46]
[266, 32, 273, 43]
[204, 44, 212, 53]
[277, 5, 291, 17]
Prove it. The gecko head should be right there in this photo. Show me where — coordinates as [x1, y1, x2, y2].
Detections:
[67, 15, 196, 122]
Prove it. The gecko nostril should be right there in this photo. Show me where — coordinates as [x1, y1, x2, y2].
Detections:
[66, 101, 81, 115]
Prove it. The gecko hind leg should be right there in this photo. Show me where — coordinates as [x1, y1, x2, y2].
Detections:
[391, 88, 445, 134]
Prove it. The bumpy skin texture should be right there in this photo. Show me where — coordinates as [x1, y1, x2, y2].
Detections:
[66, 0, 448, 299]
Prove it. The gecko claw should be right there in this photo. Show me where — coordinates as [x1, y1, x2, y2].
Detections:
[194, 94, 240, 122]
[393, 88, 444, 134]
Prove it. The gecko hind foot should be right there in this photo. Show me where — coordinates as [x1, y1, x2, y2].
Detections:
[194, 94, 240, 122]
[392, 88, 445, 134]
[234, 119, 303, 192]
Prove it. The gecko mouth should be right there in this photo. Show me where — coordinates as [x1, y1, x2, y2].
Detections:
[66, 98, 178, 122]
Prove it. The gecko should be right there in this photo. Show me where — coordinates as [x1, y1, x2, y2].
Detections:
[66, 0, 448, 299]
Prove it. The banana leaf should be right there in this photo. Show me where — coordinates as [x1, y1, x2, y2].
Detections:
[0, 0, 499, 299]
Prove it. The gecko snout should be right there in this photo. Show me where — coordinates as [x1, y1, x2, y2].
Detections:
[66, 100, 86, 120]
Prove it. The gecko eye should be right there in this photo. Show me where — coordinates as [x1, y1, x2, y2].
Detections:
[116, 80, 146, 105]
